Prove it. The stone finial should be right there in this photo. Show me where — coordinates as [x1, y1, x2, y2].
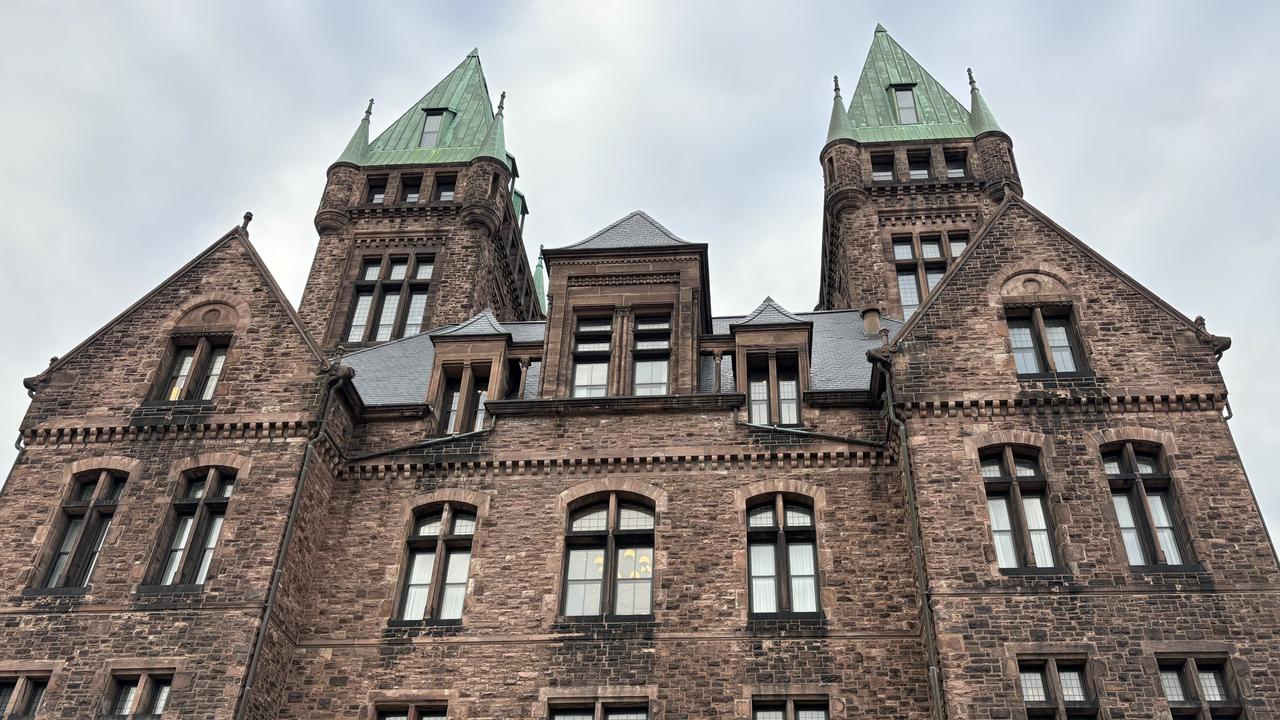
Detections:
[967, 68, 977, 90]
[833, 75, 841, 96]
[498, 91, 506, 113]
[242, 211, 253, 229]
[365, 98, 374, 119]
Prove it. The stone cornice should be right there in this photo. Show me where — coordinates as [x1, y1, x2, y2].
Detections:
[486, 393, 744, 416]
[23, 414, 318, 447]
[896, 391, 1226, 419]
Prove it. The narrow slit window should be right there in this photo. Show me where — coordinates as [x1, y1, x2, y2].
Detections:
[894, 87, 919, 124]
[420, 110, 444, 147]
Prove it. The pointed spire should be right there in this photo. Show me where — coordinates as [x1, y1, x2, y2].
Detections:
[476, 90, 509, 168]
[533, 246, 547, 314]
[336, 98, 372, 166]
[967, 68, 1004, 135]
[847, 24, 974, 142]
[826, 74, 855, 144]
[875, 22, 887, 33]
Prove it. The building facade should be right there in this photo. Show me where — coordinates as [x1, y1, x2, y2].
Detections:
[1, 26, 1274, 720]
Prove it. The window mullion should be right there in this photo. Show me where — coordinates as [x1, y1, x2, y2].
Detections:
[393, 280, 413, 339]
[1183, 657, 1206, 709]
[1009, 481, 1037, 568]
[1032, 307, 1057, 373]
[774, 494, 791, 611]
[767, 354, 780, 426]
[1043, 658, 1065, 718]
[184, 338, 212, 401]
[785, 699, 797, 720]
[1133, 480, 1168, 565]
[424, 505, 454, 619]
[602, 494, 619, 615]
[133, 673, 152, 716]
[177, 506, 210, 584]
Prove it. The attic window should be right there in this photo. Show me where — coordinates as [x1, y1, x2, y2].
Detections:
[893, 87, 919, 124]
[420, 110, 445, 148]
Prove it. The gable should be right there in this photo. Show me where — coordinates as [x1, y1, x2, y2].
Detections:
[889, 199, 1226, 398]
[23, 227, 326, 430]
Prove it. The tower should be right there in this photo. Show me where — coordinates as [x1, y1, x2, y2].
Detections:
[299, 49, 542, 351]
[819, 24, 1020, 319]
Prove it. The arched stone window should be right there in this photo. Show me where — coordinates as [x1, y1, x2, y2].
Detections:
[150, 466, 235, 587]
[980, 445, 1057, 570]
[1102, 441, 1189, 567]
[395, 502, 477, 623]
[746, 493, 819, 616]
[38, 468, 128, 589]
[152, 301, 238, 402]
[562, 493, 655, 618]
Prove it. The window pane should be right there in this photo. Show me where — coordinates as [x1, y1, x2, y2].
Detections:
[362, 261, 381, 281]
[1044, 318, 1078, 372]
[987, 497, 1018, 569]
[1019, 669, 1047, 701]
[573, 362, 609, 398]
[438, 550, 471, 620]
[45, 515, 86, 587]
[421, 111, 443, 147]
[1014, 458, 1038, 477]
[925, 268, 945, 291]
[748, 505, 775, 528]
[1148, 492, 1183, 565]
[1102, 453, 1123, 475]
[898, 271, 920, 318]
[415, 259, 434, 280]
[797, 710, 828, 720]
[1058, 668, 1086, 701]
[400, 551, 435, 620]
[435, 175, 456, 201]
[778, 378, 799, 425]
[375, 292, 401, 341]
[754, 711, 785, 720]
[1022, 496, 1054, 567]
[789, 542, 818, 612]
[199, 347, 228, 400]
[749, 543, 778, 613]
[893, 241, 914, 260]
[0, 682, 14, 714]
[564, 548, 605, 616]
[619, 505, 655, 530]
[1134, 452, 1160, 475]
[606, 712, 648, 720]
[907, 153, 930, 179]
[570, 506, 608, 532]
[785, 504, 813, 527]
[148, 680, 171, 714]
[614, 546, 653, 615]
[1160, 667, 1186, 701]
[160, 515, 195, 584]
[111, 680, 139, 714]
[79, 517, 112, 586]
[417, 513, 443, 536]
[165, 348, 197, 400]
[980, 458, 1004, 479]
[950, 239, 968, 256]
[896, 88, 918, 123]
[871, 154, 894, 181]
[1008, 321, 1043, 374]
[1112, 493, 1148, 565]
[404, 292, 428, 337]
[451, 511, 476, 536]
[347, 292, 374, 342]
[553, 713, 594, 720]
[22, 680, 46, 714]
[387, 261, 408, 280]
[193, 513, 225, 584]
[1198, 669, 1227, 701]
[749, 377, 770, 424]
[634, 359, 668, 396]
[920, 240, 942, 258]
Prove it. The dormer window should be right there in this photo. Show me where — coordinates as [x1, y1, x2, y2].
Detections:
[893, 86, 918, 124]
[633, 314, 671, 396]
[437, 366, 490, 435]
[746, 353, 801, 426]
[573, 316, 613, 398]
[420, 110, 445, 148]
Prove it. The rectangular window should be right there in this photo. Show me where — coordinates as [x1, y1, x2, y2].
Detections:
[347, 292, 373, 342]
[920, 236, 942, 258]
[925, 268, 945, 291]
[438, 550, 471, 619]
[434, 174, 456, 202]
[898, 271, 921, 318]
[404, 292, 429, 338]
[414, 256, 434, 280]
[987, 497, 1018, 569]
[400, 174, 422, 203]
[1022, 495, 1054, 567]
[948, 231, 969, 257]
[1008, 319, 1044, 375]
[1043, 317, 1077, 372]
[400, 551, 434, 621]
[197, 346, 228, 400]
[633, 314, 671, 395]
[788, 542, 817, 612]
[362, 260, 382, 281]
[378, 707, 447, 720]
[388, 259, 409, 280]
[564, 547, 605, 615]
[573, 315, 613, 398]
[907, 150, 931, 179]
[747, 356, 770, 424]
[367, 177, 387, 204]
[420, 110, 444, 147]
[633, 359, 668, 396]
[871, 152, 894, 182]
[945, 149, 968, 178]
[894, 87, 919, 123]
[159, 337, 230, 403]
[1157, 658, 1240, 713]
[1007, 308, 1084, 376]
[753, 700, 827, 720]
[374, 291, 401, 341]
[42, 470, 126, 590]
[573, 362, 609, 398]
[777, 355, 800, 426]
[1018, 658, 1096, 713]
[614, 545, 653, 615]
[983, 448, 1056, 570]
[1147, 491, 1182, 565]
[552, 706, 647, 720]
[439, 376, 462, 435]
[1112, 492, 1148, 566]
[748, 543, 778, 613]
[154, 468, 235, 587]
[893, 239, 915, 260]
[163, 348, 197, 401]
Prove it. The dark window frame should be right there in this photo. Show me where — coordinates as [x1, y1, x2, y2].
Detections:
[1157, 655, 1243, 717]
[38, 469, 127, 591]
[944, 147, 970, 179]
[399, 174, 423, 203]
[1103, 442, 1192, 569]
[906, 148, 932, 180]
[1005, 305, 1087, 377]
[751, 697, 830, 720]
[980, 446, 1060, 572]
[100, 671, 172, 720]
[746, 493, 821, 618]
[744, 352, 802, 427]
[149, 467, 235, 588]
[1017, 656, 1099, 719]
[393, 502, 476, 625]
[343, 253, 435, 345]
[560, 492, 655, 619]
[434, 364, 491, 436]
[632, 312, 672, 396]
[0, 674, 48, 719]
[432, 173, 457, 202]
[891, 228, 966, 319]
[153, 335, 231, 403]
[891, 84, 920, 124]
[572, 314, 614, 398]
[549, 702, 650, 720]
[376, 704, 449, 720]
[870, 152, 895, 183]
[366, 175, 389, 205]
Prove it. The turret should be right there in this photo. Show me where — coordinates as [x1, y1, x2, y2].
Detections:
[820, 76, 868, 219]
[314, 99, 372, 234]
[461, 92, 512, 235]
[968, 69, 1022, 201]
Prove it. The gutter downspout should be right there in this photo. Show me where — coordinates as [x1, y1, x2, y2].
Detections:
[872, 351, 948, 720]
[233, 365, 352, 720]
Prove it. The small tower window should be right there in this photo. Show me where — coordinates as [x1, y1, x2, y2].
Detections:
[871, 153, 894, 182]
[400, 175, 422, 203]
[367, 177, 387, 204]
[420, 110, 445, 147]
[894, 87, 919, 124]
[945, 149, 968, 178]
[433, 174, 457, 202]
[907, 150, 932, 180]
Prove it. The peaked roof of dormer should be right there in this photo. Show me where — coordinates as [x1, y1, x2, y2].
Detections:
[557, 210, 694, 251]
[847, 24, 974, 143]
[342, 49, 513, 168]
[433, 309, 509, 338]
[730, 296, 811, 329]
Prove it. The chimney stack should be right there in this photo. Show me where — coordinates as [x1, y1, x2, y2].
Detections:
[861, 307, 882, 336]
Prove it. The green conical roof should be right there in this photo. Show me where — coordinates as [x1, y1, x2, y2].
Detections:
[847, 25, 973, 143]
[355, 49, 512, 167]
[533, 248, 547, 314]
[475, 92, 509, 169]
[826, 76, 855, 144]
[967, 68, 1004, 135]
[335, 99, 373, 165]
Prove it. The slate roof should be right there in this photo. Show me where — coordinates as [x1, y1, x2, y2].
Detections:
[433, 309, 507, 337]
[558, 211, 693, 251]
[730, 297, 810, 328]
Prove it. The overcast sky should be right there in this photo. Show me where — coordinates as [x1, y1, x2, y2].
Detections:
[1, 1, 1276, 531]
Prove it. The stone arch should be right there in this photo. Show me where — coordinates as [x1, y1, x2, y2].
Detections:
[557, 477, 669, 514]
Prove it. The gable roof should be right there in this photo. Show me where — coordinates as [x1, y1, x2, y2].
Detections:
[847, 25, 974, 143]
[557, 211, 693, 251]
[730, 296, 810, 329]
[888, 195, 1221, 350]
[31, 221, 324, 383]
[351, 49, 511, 168]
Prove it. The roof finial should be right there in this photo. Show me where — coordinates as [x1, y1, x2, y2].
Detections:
[364, 98, 374, 119]
[967, 68, 977, 91]
[242, 211, 253, 230]
[833, 75, 841, 96]
[497, 91, 506, 114]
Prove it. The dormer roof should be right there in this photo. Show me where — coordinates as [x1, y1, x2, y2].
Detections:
[557, 210, 693, 251]
[730, 296, 811, 329]
[432, 308, 509, 339]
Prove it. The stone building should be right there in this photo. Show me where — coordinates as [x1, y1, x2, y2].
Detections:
[0, 25, 1274, 720]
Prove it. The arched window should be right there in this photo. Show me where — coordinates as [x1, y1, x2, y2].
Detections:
[40, 469, 127, 589]
[396, 502, 476, 622]
[980, 446, 1057, 570]
[1102, 442, 1188, 567]
[746, 493, 819, 616]
[152, 303, 237, 402]
[150, 466, 235, 587]
[562, 493, 654, 618]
